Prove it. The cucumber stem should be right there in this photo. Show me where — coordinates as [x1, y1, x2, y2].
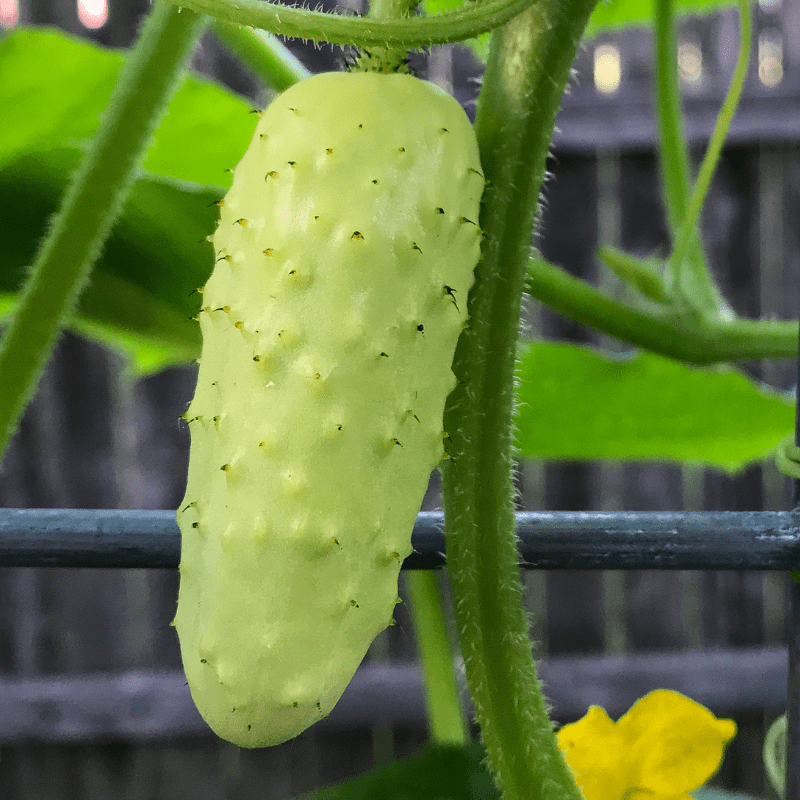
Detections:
[161, 0, 539, 50]
[350, 0, 418, 73]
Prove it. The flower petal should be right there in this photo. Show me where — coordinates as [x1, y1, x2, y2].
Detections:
[558, 706, 630, 800]
[618, 690, 737, 794]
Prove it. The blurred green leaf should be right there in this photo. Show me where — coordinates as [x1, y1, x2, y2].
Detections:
[762, 714, 786, 800]
[514, 342, 793, 472]
[0, 26, 257, 184]
[419, 0, 490, 61]
[585, 0, 736, 38]
[0, 147, 216, 374]
[295, 742, 499, 800]
[0, 26, 262, 373]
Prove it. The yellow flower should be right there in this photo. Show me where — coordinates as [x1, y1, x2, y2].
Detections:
[557, 689, 737, 800]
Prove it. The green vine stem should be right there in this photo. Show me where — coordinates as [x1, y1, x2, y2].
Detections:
[0, 2, 206, 464]
[210, 21, 311, 92]
[527, 256, 798, 363]
[598, 246, 669, 305]
[405, 571, 469, 745]
[653, 0, 692, 235]
[653, 0, 717, 315]
[668, 0, 752, 304]
[440, 0, 596, 798]
[163, 0, 537, 49]
[350, 0, 418, 73]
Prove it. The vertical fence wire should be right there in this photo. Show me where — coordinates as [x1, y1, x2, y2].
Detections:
[788, 320, 800, 800]
[790, 576, 800, 800]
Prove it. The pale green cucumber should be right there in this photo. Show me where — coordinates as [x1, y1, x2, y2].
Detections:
[174, 70, 483, 748]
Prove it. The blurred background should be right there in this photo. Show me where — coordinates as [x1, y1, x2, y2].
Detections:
[1, 0, 799, 797]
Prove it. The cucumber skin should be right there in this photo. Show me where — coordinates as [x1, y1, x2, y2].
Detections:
[174, 71, 483, 748]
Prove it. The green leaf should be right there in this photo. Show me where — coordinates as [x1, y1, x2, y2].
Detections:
[0, 26, 263, 373]
[0, 147, 216, 374]
[294, 742, 499, 800]
[514, 342, 793, 472]
[0, 26, 257, 184]
[763, 714, 786, 800]
[585, 0, 737, 38]
[418, 0, 490, 61]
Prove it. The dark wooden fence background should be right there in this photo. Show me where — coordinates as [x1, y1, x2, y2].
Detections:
[1, 0, 799, 797]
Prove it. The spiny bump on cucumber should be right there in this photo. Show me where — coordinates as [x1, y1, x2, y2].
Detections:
[174, 70, 483, 748]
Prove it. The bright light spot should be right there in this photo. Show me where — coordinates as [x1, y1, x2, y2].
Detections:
[78, 0, 107, 29]
[758, 0, 781, 9]
[759, 30, 783, 87]
[0, 0, 19, 28]
[594, 44, 621, 95]
[678, 41, 703, 85]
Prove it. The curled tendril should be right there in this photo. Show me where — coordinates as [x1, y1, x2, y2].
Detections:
[162, 0, 539, 47]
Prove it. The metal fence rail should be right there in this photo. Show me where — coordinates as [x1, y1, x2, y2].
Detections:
[3, 508, 800, 570]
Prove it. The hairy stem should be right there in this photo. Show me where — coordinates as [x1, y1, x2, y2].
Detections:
[653, 0, 691, 233]
[653, 0, 725, 316]
[0, 2, 206, 464]
[440, 0, 596, 798]
[668, 0, 751, 305]
[350, 0, 419, 73]
[163, 0, 537, 48]
[210, 21, 310, 92]
[597, 246, 669, 304]
[527, 256, 798, 363]
[405, 571, 469, 745]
